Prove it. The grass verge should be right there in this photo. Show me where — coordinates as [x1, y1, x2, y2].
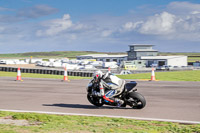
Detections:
[1, 70, 200, 81]
[0, 111, 199, 133]
[117, 70, 200, 81]
[0, 71, 90, 80]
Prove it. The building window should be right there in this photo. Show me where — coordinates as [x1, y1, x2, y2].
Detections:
[113, 59, 117, 62]
[106, 59, 110, 62]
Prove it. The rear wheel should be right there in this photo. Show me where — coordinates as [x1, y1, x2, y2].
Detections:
[127, 92, 146, 109]
[87, 93, 104, 107]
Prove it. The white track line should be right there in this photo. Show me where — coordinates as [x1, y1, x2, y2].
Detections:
[0, 109, 199, 124]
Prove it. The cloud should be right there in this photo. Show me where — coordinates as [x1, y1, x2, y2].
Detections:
[0, 5, 58, 23]
[122, 21, 143, 31]
[139, 12, 176, 35]
[167, 2, 200, 15]
[121, 3, 200, 41]
[0, 15, 23, 23]
[101, 30, 113, 37]
[0, 7, 13, 11]
[122, 12, 177, 35]
[36, 14, 73, 36]
[0, 26, 5, 32]
[191, 11, 200, 15]
[17, 5, 58, 18]
[1, 1, 200, 53]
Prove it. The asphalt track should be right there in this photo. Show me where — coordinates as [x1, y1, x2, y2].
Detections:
[0, 77, 200, 124]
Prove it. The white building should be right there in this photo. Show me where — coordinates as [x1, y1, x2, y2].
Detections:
[127, 44, 158, 60]
[141, 56, 188, 67]
[77, 54, 127, 64]
[77, 44, 188, 68]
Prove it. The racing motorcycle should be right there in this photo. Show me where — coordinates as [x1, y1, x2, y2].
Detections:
[87, 78, 146, 109]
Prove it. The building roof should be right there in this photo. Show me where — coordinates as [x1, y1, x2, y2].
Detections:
[141, 56, 187, 60]
[130, 49, 158, 52]
[129, 44, 154, 47]
[77, 54, 128, 58]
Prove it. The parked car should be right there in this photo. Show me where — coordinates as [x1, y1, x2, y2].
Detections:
[156, 65, 172, 70]
[156, 66, 165, 70]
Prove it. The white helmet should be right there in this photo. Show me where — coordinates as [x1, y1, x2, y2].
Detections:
[93, 70, 103, 79]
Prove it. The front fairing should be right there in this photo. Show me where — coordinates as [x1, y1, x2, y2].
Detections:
[87, 80, 93, 92]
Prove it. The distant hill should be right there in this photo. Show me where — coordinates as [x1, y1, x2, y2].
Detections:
[158, 52, 200, 56]
[0, 51, 126, 59]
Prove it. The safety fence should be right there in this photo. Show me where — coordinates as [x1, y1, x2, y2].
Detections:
[0, 67, 93, 77]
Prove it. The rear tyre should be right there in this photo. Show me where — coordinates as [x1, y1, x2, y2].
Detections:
[87, 93, 104, 107]
[127, 92, 146, 109]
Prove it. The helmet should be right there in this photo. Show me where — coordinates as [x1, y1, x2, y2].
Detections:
[93, 70, 103, 79]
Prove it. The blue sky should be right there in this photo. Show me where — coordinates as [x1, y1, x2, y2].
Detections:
[0, 0, 200, 53]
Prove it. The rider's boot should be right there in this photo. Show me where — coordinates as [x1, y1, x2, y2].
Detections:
[115, 98, 124, 107]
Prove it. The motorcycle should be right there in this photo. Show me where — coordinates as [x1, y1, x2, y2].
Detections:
[87, 79, 146, 109]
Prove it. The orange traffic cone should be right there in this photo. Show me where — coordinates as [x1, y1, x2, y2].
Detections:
[108, 67, 111, 73]
[150, 67, 156, 81]
[16, 67, 22, 81]
[63, 67, 69, 81]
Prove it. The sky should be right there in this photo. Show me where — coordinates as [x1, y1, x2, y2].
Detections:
[0, 0, 200, 53]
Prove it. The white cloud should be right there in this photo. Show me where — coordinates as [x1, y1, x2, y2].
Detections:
[63, 14, 70, 20]
[191, 11, 200, 15]
[73, 23, 86, 30]
[139, 12, 176, 35]
[101, 30, 112, 37]
[122, 21, 143, 31]
[0, 26, 5, 32]
[167, 2, 200, 14]
[36, 14, 73, 36]
[121, 4, 200, 42]
[1, 1, 200, 53]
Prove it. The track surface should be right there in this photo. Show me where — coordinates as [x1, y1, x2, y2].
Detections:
[0, 77, 199, 123]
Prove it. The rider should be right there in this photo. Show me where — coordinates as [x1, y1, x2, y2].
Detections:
[92, 70, 125, 107]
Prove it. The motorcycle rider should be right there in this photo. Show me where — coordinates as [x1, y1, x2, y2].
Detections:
[92, 70, 125, 107]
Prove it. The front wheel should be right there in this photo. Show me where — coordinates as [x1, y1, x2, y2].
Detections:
[127, 92, 146, 109]
[87, 93, 104, 107]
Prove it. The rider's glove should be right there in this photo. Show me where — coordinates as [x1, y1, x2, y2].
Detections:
[92, 91, 102, 97]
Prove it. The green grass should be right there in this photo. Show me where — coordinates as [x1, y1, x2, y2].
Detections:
[1, 70, 200, 81]
[158, 52, 200, 56]
[188, 57, 200, 62]
[158, 52, 200, 63]
[0, 111, 199, 133]
[117, 70, 200, 81]
[0, 71, 90, 80]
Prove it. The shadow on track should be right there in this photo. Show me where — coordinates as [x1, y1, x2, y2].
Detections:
[43, 103, 128, 109]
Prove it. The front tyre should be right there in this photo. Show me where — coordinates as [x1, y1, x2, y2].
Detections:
[127, 92, 146, 109]
[87, 93, 104, 107]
